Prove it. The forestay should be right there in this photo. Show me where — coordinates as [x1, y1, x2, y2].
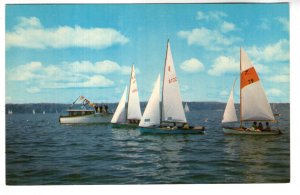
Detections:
[111, 86, 127, 123]
[162, 41, 187, 123]
[240, 48, 274, 121]
[127, 64, 142, 120]
[139, 75, 161, 127]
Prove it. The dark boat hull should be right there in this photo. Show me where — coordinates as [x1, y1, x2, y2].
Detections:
[139, 126, 205, 134]
[222, 126, 282, 135]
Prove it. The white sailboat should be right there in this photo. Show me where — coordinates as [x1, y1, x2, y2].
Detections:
[32, 109, 35, 115]
[8, 110, 13, 115]
[43, 111, 46, 115]
[222, 48, 281, 135]
[59, 96, 113, 124]
[184, 102, 190, 112]
[111, 64, 142, 128]
[139, 40, 205, 134]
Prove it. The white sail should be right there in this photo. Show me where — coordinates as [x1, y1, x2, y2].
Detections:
[162, 41, 187, 123]
[127, 64, 142, 120]
[240, 48, 274, 121]
[33, 109, 35, 115]
[184, 103, 190, 112]
[222, 80, 238, 123]
[111, 86, 127, 123]
[139, 75, 161, 127]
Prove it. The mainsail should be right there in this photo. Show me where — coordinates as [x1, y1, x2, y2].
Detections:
[240, 48, 274, 121]
[139, 75, 161, 127]
[222, 79, 238, 123]
[111, 86, 127, 123]
[127, 64, 142, 120]
[161, 41, 187, 123]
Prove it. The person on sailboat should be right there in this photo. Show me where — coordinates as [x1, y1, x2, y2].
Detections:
[248, 121, 258, 131]
[264, 122, 271, 131]
[258, 122, 263, 131]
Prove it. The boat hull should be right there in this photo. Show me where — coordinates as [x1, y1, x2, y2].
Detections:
[139, 126, 205, 134]
[111, 123, 139, 129]
[222, 127, 281, 135]
[59, 113, 112, 124]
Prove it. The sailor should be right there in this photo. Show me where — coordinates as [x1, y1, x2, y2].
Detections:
[258, 122, 263, 131]
[264, 122, 271, 131]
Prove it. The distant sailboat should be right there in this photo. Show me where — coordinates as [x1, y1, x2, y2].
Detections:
[139, 40, 205, 134]
[43, 111, 46, 115]
[222, 48, 281, 135]
[32, 109, 35, 115]
[111, 64, 142, 128]
[8, 110, 13, 115]
[184, 102, 190, 112]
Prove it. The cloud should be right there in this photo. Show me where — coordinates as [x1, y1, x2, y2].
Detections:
[196, 11, 227, 21]
[258, 18, 271, 30]
[6, 17, 129, 49]
[26, 87, 40, 93]
[221, 21, 235, 33]
[267, 75, 289, 83]
[178, 27, 241, 51]
[208, 56, 239, 76]
[267, 88, 283, 96]
[7, 60, 135, 91]
[277, 17, 289, 32]
[180, 58, 205, 73]
[246, 39, 289, 62]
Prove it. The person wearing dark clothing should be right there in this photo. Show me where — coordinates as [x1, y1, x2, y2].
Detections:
[258, 122, 263, 130]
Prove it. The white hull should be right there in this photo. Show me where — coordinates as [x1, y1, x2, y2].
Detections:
[222, 127, 281, 135]
[59, 113, 112, 124]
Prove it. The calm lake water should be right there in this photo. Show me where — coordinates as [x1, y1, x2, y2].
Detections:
[6, 103, 290, 184]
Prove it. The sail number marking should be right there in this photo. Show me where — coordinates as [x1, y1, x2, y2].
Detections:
[169, 76, 177, 84]
[240, 67, 260, 89]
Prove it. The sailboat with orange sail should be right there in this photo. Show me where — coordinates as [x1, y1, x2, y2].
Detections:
[222, 48, 281, 135]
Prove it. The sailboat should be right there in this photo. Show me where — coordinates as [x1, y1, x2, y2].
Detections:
[184, 102, 190, 112]
[32, 109, 35, 115]
[139, 40, 205, 134]
[43, 111, 46, 115]
[8, 110, 13, 115]
[111, 64, 142, 128]
[222, 48, 281, 135]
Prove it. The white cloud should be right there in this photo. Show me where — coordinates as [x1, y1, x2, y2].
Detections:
[258, 18, 271, 30]
[6, 60, 135, 90]
[220, 90, 229, 96]
[6, 17, 129, 49]
[180, 58, 205, 73]
[277, 17, 289, 32]
[178, 27, 241, 51]
[196, 11, 227, 21]
[254, 63, 270, 74]
[267, 88, 283, 96]
[246, 39, 289, 62]
[221, 21, 235, 33]
[208, 56, 239, 76]
[26, 87, 40, 93]
[267, 75, 289, 83]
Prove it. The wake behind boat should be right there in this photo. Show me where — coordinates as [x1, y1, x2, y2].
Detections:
[139, 40, 205, 134]
[111, 64, 142, 128]
[59, 96, 113, 124]
[222, 48, 281, 135]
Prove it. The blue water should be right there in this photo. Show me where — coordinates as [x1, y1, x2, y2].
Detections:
[6, 103, 290, 184]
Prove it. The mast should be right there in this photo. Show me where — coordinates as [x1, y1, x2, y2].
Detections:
[240, 47, 243, 127]
[126, 64, 134, 121]
[161, 39, 169, 124]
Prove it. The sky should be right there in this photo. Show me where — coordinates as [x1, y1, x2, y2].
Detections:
[5, 3, 290, 103]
